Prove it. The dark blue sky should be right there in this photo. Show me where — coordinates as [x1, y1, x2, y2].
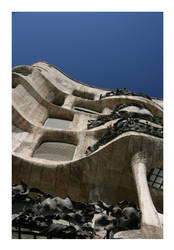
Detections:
[12, 12, 163, 98]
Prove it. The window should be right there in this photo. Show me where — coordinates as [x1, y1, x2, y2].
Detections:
[44, 118, 72, 129]
[33, 142, 76, 161]
[147, 168, 163, 190]
[52, 95, 65, 106]
[73, 90, 94, 100]
[74, 106, 100, 115]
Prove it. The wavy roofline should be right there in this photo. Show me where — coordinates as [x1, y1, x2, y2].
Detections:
[30, 61, 163, 100]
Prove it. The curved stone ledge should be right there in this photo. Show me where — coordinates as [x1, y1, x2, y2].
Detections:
[12, 62, 163, 239]
[12, 132, 163, 212]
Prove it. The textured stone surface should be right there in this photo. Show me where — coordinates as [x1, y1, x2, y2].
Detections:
[12, 61, 163, 238]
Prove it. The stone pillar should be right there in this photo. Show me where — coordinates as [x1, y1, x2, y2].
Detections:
[63, 95, 76, 109]
[131, 153, 163, 238]
[102, 107, 112, 115]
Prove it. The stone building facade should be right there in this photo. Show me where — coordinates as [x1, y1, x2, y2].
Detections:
[12, 61, 163, 238]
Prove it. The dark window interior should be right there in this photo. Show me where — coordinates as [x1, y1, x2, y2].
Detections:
[52, 95, 65, 106]
[147, 168, 163, 190]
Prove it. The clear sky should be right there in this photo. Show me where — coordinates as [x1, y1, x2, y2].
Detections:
[12, 12, 163, 98]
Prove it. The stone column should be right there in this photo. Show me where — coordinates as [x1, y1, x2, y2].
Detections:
[102, 107, 112, 115]
[131, 153, 163, 238]
[63, 95, 76, 109]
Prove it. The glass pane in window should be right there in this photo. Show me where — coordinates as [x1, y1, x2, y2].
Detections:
[153, 183, 160, 189]
[33, 142, 76, 161]
[156, 176, 163, 184]
[159, 170, 163, 177]
[44, 118, 72, 129]
[74, 106, 100, 115]
[149, 175, 156, 182]
[153, 168, 160, 175]
[148, 181, 153, 186]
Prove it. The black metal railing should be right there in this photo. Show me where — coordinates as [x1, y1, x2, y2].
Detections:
[88, 103, 162, 130]
[86, 117, 163, 155]
[99, 88, 152, 100]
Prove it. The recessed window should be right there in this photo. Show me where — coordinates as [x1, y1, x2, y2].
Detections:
[13, 66, 33, 76]
[74, 106, 100, 115]
[73, 90, 94, 100]
[147, 168, 163, 190]
[52, 95, 65, 106]
[44, 118, 72, 129]
[33, 142, 76, 161]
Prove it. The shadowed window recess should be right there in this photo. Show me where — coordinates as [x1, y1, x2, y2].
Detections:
[52, 95, 65, 106]
[72, 89, 94, 100]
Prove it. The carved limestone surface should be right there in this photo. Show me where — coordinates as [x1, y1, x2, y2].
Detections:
[12, 62, 163, 239]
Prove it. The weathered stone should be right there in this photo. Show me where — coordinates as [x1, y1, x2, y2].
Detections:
[12, 62, 163, 239]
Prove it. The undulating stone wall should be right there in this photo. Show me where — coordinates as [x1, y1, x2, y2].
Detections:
[12, 61, 163, 238]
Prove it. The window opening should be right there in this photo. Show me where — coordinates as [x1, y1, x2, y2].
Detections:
[44, 118, 72, 129]
[33, 142, 76, 161]
[147, 168, 163, 190]
[74, 106, 100, 115]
